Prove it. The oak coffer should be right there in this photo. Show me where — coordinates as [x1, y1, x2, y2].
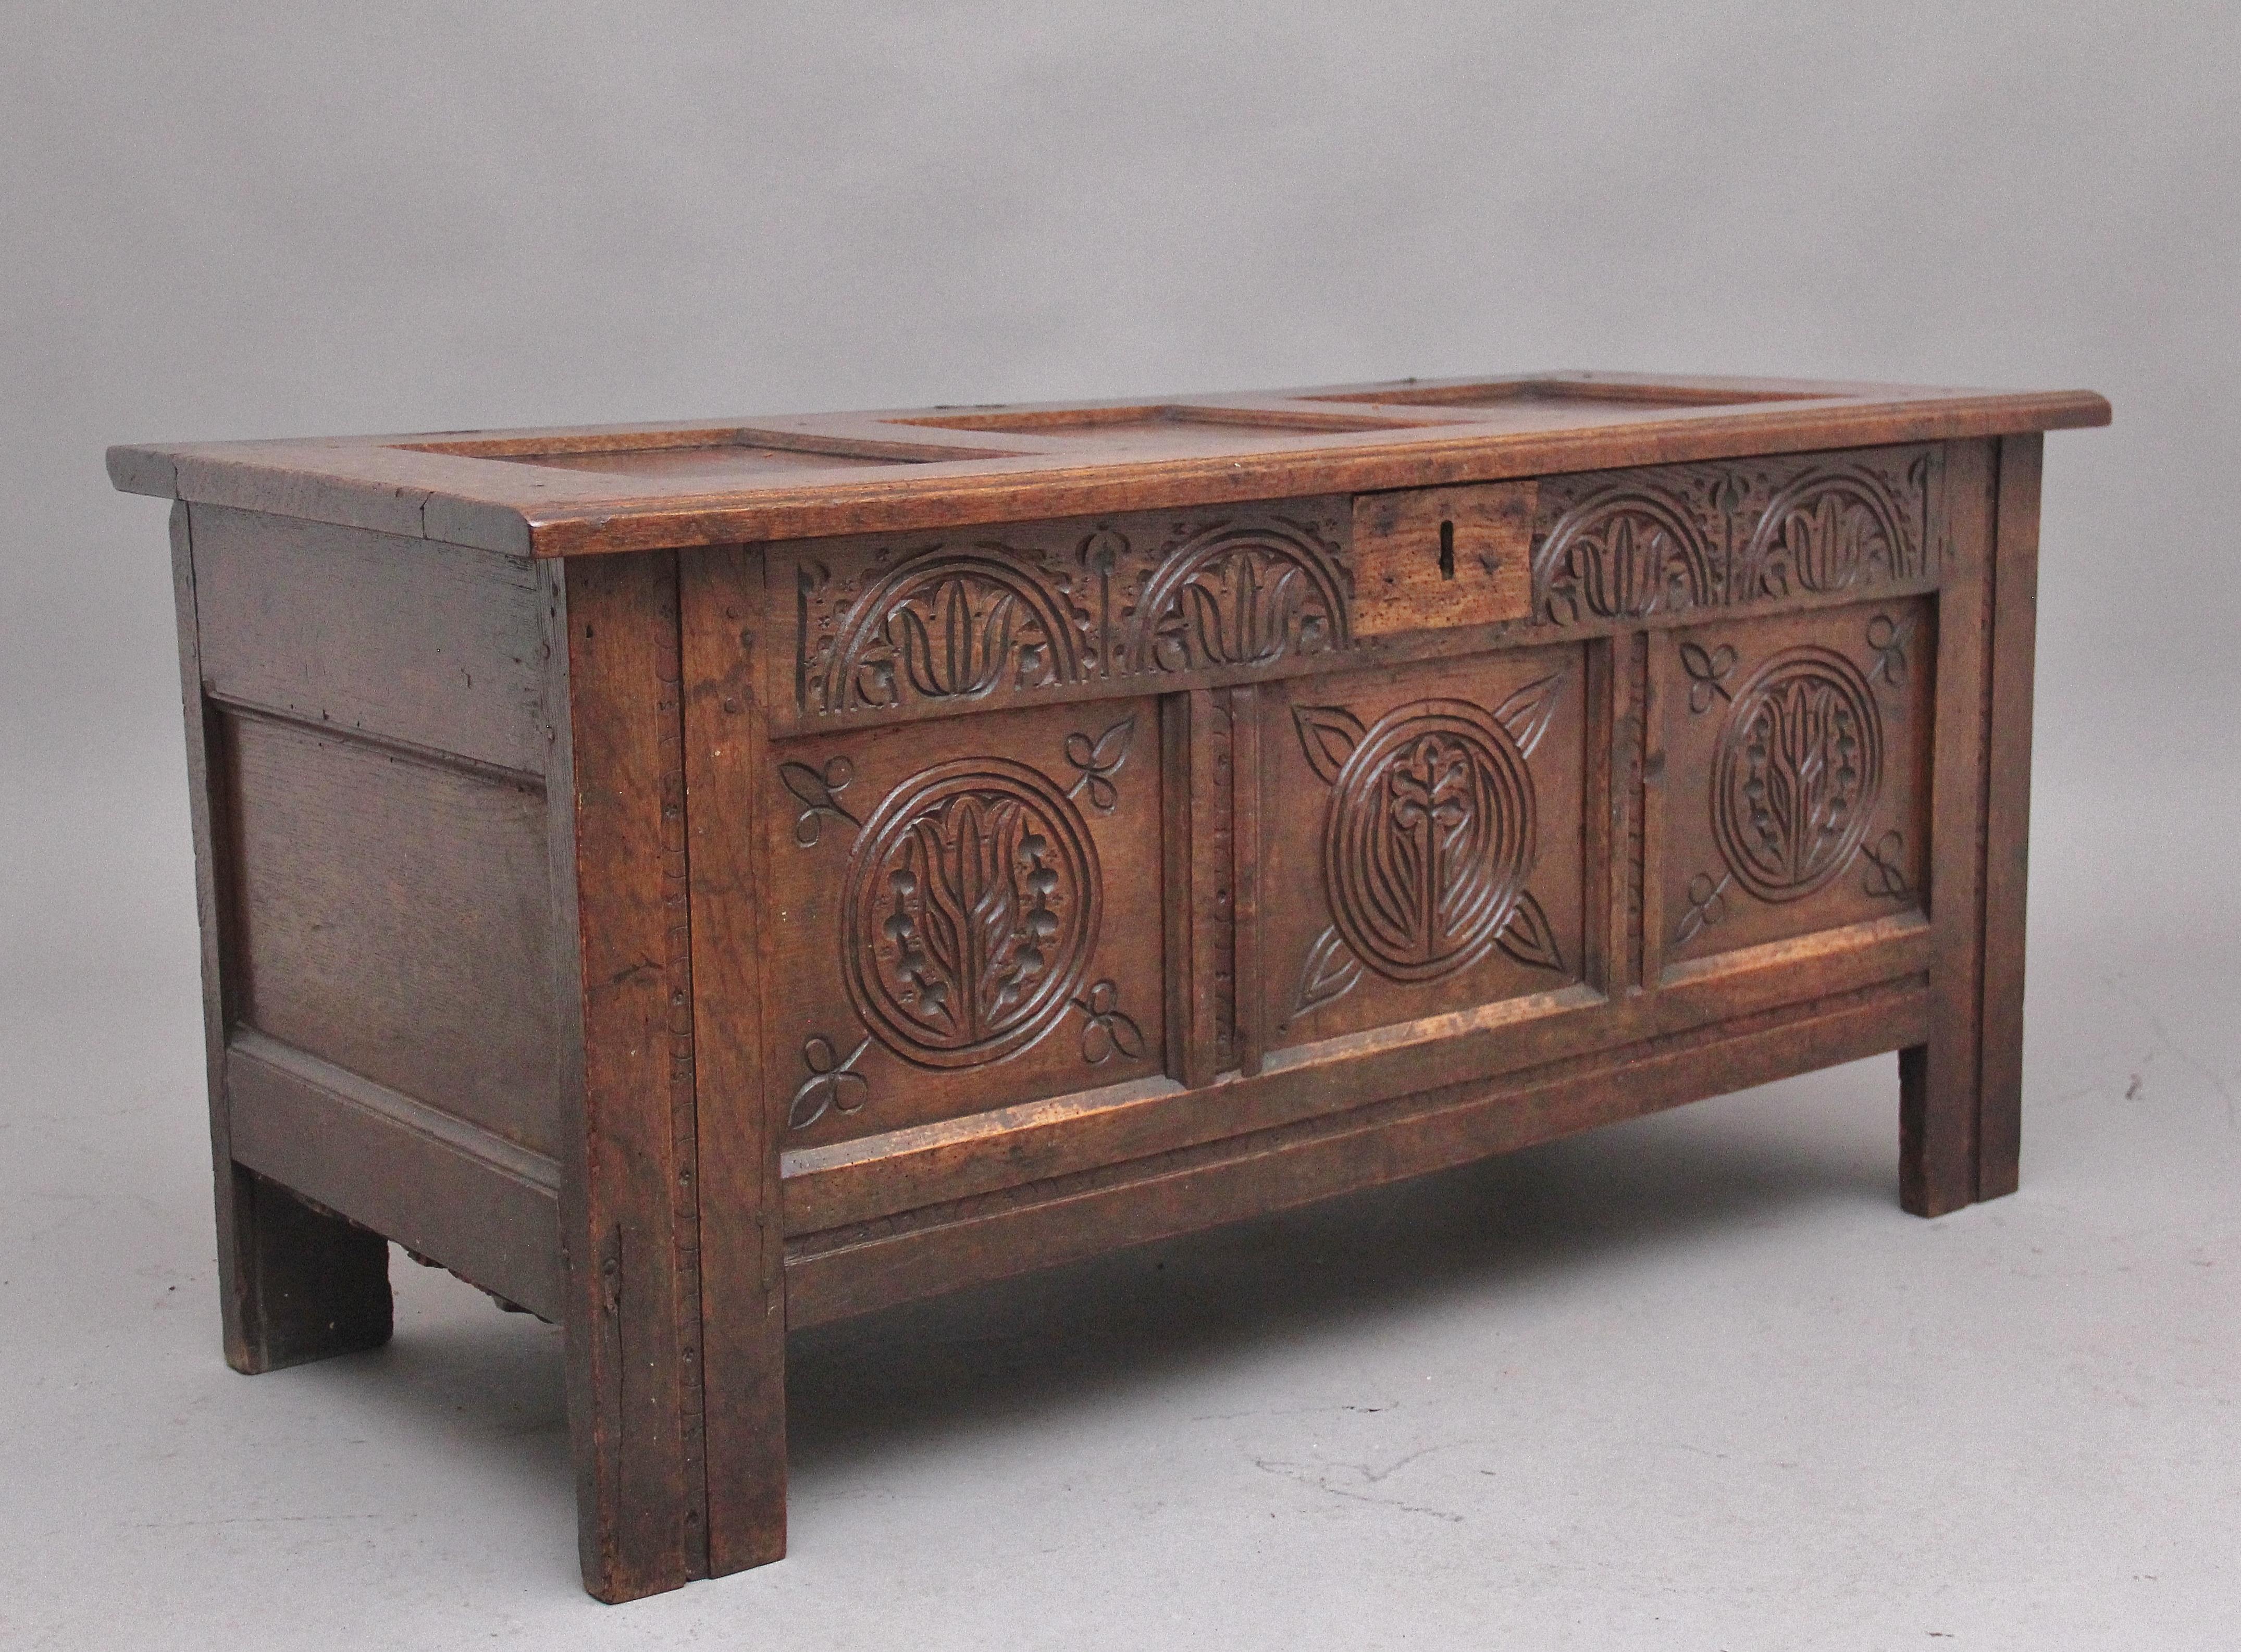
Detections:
[109, 372, 2109, 1601]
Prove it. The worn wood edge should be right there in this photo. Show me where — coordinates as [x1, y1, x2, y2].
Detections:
[783, 913, 1930, 1236]
[784, 978, 1931, 1327]
[553, 552, 708, 1601]
[225, 1030, 563, 1320]
[678, 544, 788, 1576]
[171, 501, 256, 1367]
[1977, 433, 2044, 1201]
[516, 397, 2113, 556]
[208, 695, 550, 790]
[1903, 438, 1997, 1217]
[110, 389, 2110, 557]
[110, 442, 179, 498]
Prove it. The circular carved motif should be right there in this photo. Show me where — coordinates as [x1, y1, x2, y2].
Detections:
[1323, 699, 1536, 982]
[844, 758, 1099, 1069]
[1712, 647, 1884, 903]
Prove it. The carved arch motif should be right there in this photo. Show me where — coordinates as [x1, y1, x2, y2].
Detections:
[1738, 467, 1920, 598]
[816, 548, 1085, 715]
[1124, 521, 1351, 674]
[1533, 488, 1717, 623]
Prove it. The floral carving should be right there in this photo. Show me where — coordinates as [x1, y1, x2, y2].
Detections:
[1291, 925, 1365, 1022]
[1861, 830, 1911, 900]
[1534, 490, 1716, 623]
[1063, 713, 1137, 813]
[844, 758, 1099, 1069]
[779, 755, 858, 846]
[787, 1034, 871, 1131]
[1675, 872, 1731, 945]
[1866, 613, 1913, 686]
[1712, 647, 1885, 903]
[811, 549, 1084, 715]
[1285, 677, 1569, 1025]
[1679, 640, 1738, 713]
[798, 514, 1357, 718]
[1073, 979, 1145, 1065]
[1739, 469, 1920, 599]
[1530, 450, 1936, 628]
[1124, 522, 1350, 673]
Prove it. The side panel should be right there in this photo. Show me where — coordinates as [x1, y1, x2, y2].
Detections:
[180, 503, 567, 1314]
[219, 709, 560, 1155]
[190, 502, 547, 775]
[172, 503, 393, 1373]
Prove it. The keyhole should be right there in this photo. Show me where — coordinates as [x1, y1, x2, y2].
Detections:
[1438, 519, 1456, 580]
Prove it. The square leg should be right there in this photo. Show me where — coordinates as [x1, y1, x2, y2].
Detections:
[1899, 435, 2040, 1217]
[215, 1164, 392, 1373]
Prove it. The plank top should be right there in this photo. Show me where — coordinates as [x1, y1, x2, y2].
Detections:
[109, 372, 2109, 557]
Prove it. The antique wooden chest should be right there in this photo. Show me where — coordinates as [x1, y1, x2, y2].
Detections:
[109, 372, 2108, 1600]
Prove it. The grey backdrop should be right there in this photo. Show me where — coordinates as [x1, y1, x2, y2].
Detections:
[5, 5, 2236, 1648]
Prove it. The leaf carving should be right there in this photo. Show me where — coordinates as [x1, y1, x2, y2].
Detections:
[1491, 672, 1564, 759]
[778, 756, 858, 846]
[1293, 704, 1365, 785]
[1291, 924, 1364, 1021]
[1494, 891, 1564, 973]
[1063, 712, 1138, 812]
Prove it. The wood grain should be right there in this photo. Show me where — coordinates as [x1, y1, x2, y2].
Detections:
[116, 381, 2100, 1601]
[226, 1029, 562, 1320]
[677, 544, 788, 1576]
[1902, 439, 1995, 1217]
[554, 551, 707, 1601]
[189, 503, 548, 776]
[1978, 433, 2044, 1201]
[219, 707, 560, 1156]
[109, 375, 2108, 557]
[172, 502, 392, 1373]
[786, 976, 1929, 1327]
[1351, 481, 1535, 636]
[782, 912, 1929, 1237]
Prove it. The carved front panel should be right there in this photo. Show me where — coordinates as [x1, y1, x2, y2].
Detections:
[767, 697, 1165, 1146]
[769, 500, 1353, 731]
[1532, 446, 1941, 627]
[1654, 595, 1933, 970]
[1255, 646, 1588, 1051]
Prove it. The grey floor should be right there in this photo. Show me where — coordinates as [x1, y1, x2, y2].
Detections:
[2, 769, 2233, 1650]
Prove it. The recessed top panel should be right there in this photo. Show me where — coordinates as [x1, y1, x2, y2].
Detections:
[484, 444, 908, 482]
[895, 403, 1434, 455]
[400, 427, 1008, 486]
[1308, 378, 1825, 425]
[107, 374, 2110, 556]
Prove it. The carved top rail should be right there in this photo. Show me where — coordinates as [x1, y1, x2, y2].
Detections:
[760, 445, 1948, 733]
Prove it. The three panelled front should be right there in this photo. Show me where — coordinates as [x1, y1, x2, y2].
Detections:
[749, 444, 1948, 1174]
